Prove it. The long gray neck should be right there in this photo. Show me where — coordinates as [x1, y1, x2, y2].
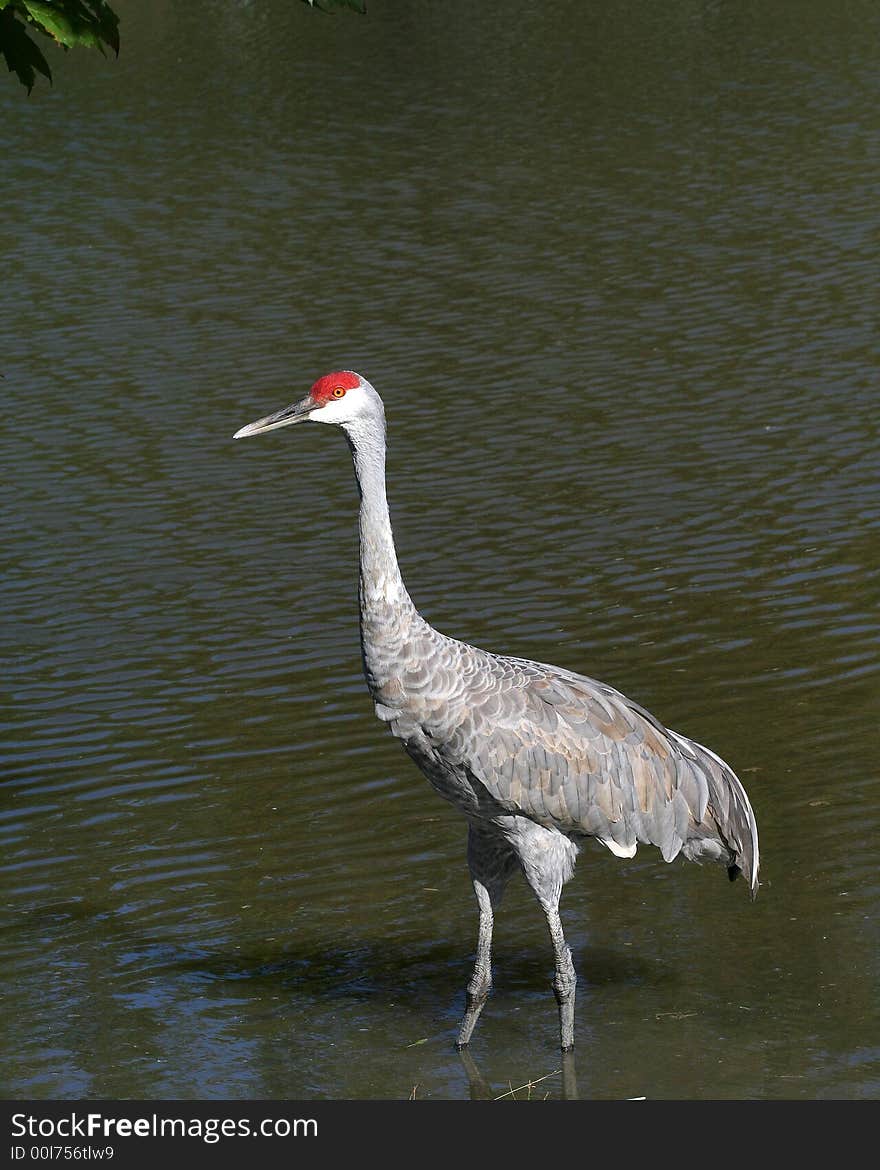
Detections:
[344, 414, 416, 618]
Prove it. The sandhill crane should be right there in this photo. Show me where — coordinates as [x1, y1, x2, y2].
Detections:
[234, 371, 759, 1051]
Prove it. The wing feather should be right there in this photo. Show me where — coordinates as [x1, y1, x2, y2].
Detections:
[384, 629, 757, 891]
[427, 651, 751, 875]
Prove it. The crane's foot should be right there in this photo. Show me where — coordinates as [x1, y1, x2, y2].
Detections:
[456, 986, 490, 1049]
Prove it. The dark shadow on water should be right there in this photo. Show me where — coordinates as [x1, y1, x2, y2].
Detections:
[131, 937, 672, 1001]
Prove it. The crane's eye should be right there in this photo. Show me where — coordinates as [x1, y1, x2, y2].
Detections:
[332, 386, 346, 399]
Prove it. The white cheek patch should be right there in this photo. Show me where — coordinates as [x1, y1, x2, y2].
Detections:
[312, 398, 348, 423]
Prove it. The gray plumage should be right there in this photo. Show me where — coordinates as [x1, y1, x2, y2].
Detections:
[235, 372, 760, 1051]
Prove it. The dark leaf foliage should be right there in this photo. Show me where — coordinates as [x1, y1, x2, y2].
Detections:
[2, 0, 363, 93]
[0, 5, 52, 92]
[1, 0, 117, 91]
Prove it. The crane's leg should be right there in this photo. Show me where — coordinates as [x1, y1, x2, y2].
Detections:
[516, 824, 579, 1051]
[543, 902, 577, 1051]
[456, 877, 495, 1048]
[455, 825, 517, 1049]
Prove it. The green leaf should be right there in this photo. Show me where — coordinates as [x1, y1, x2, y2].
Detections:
[0, 6, 52, 92]
[18, 0, 118, 53]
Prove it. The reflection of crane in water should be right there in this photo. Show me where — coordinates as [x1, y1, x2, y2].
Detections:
[235, 371, 760, 1051]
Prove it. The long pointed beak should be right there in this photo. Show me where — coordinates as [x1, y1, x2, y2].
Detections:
[233, 395, 315, 439]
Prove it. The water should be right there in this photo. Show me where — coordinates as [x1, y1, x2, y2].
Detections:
[2, 0, 878, 1099]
